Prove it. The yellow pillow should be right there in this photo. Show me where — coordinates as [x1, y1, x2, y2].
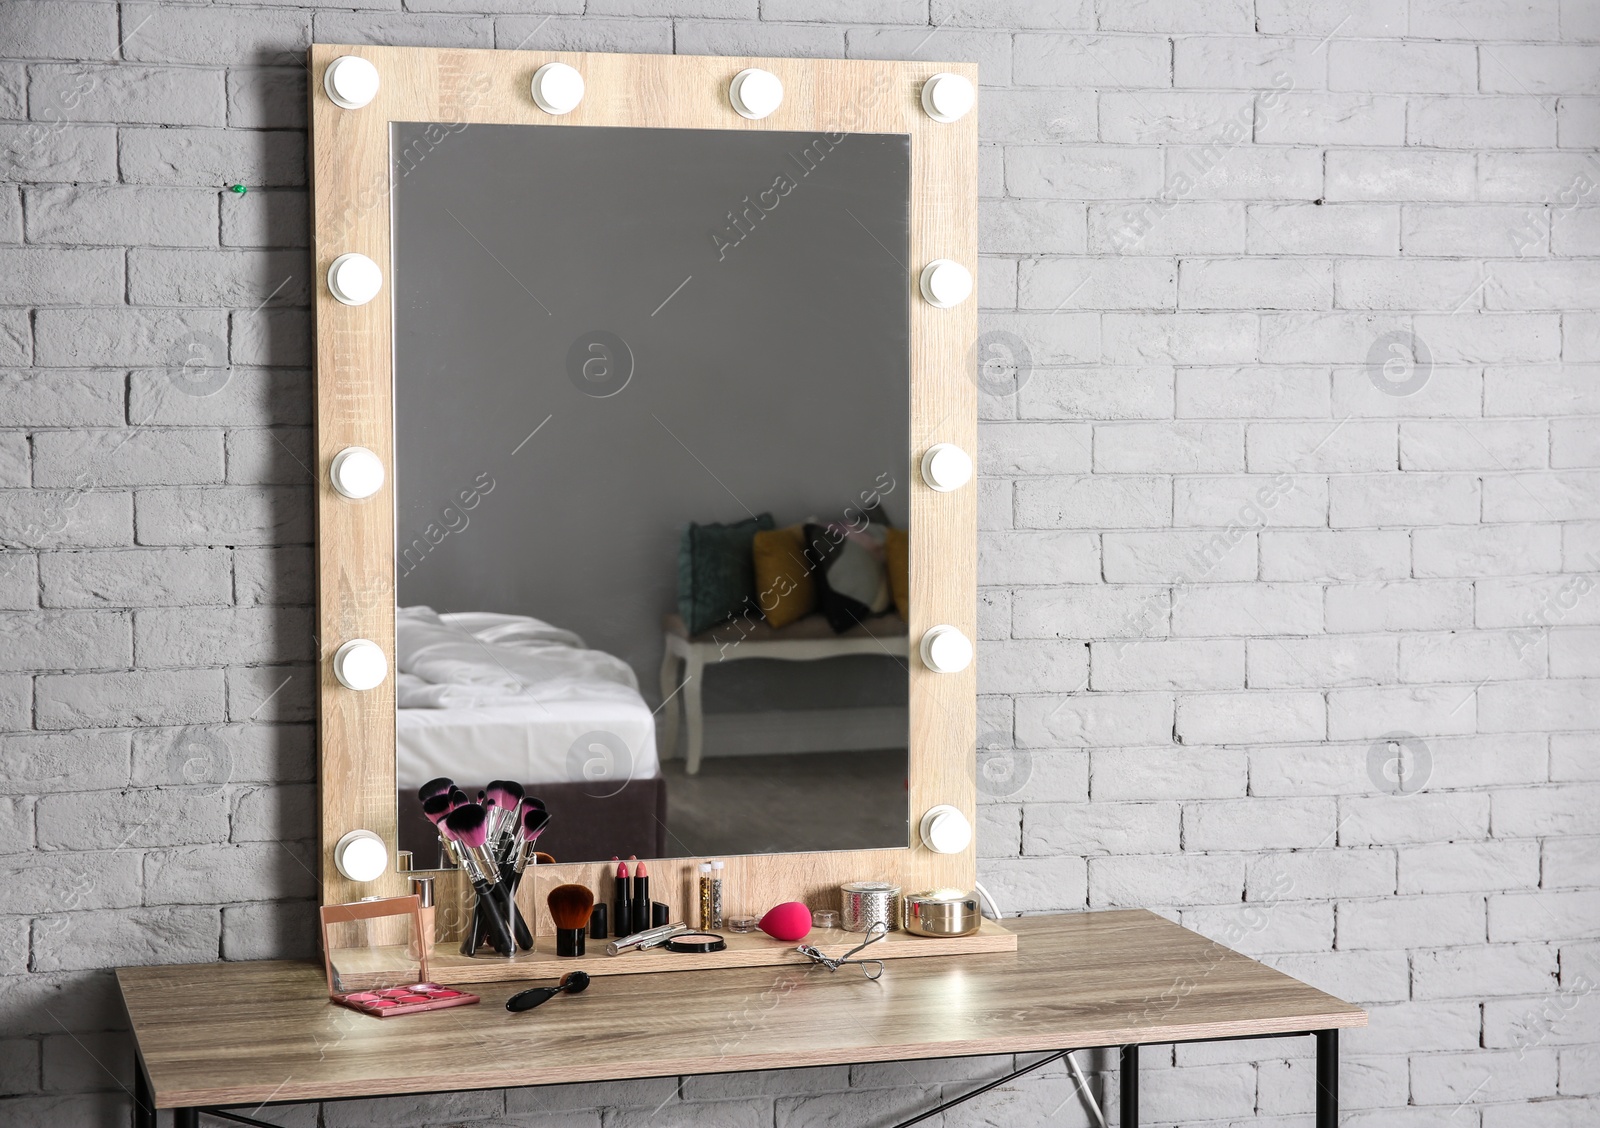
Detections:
[751, 525, 815, 629]
[884, 527, 909, 621]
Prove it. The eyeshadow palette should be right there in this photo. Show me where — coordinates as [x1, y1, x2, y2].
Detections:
[332, 983, 480, 1018]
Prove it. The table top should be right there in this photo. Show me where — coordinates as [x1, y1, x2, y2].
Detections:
[118, 910, 1365, 1110]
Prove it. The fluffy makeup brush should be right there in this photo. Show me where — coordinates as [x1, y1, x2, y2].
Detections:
[509, 805, 552, 879]
[422, 792, 461, 868]
[444, 804, 515, 957]
[548, 884, 595, 957]
[422, 793, 454, 826]
[487, 780, 523, 810]
[486, 780, 525, 854]
[417, 777, 454, 802]
[448, 788, 470, 810]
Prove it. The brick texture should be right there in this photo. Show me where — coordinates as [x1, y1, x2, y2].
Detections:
[2, 3, 1597, 1127]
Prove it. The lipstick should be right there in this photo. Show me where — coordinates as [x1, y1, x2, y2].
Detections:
[614, 859, 631, 939]
[632, 861, 650, 937]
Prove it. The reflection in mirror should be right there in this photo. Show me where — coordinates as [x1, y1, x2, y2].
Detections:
[389, 122, 912, 867]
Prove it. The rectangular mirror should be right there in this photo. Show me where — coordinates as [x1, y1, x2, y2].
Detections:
[389, 122, 913, 864]
[312, 46, 978, 931]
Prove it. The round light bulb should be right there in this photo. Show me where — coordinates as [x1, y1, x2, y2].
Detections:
[330, 446, 384, 500]
[920, 805, 973, 855]
[327, 253, 382, 306]
[921, 443, 973, 492]
[334, 830, 390, 882]
[921, 73, 974, 123]
[920, 259, 972, 308]
[531, 62, 585, 115]
[730, 68, 783, 119]
[920, 624, 973, 674]
[324, 56, 380, 110]
[333, 639, 387, 691]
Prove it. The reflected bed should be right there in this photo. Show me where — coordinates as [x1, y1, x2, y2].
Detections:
[393, 607, 666, 863]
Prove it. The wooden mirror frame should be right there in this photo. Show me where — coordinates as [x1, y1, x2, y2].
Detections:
[310, 43, 978, 947]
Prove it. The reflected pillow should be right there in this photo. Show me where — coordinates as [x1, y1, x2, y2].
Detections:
[677, 512, 775, 635]
[883, 526, 909, 621]
[804, 521, 891, 633]
[751, 524, 816, 630]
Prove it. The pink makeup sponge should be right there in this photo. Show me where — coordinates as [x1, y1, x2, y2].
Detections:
[758, 901, 812, 942]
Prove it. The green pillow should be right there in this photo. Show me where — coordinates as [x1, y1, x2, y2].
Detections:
[678, 513, 775, 634]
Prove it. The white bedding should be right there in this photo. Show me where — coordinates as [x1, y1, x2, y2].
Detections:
[394, 606, 660, 790]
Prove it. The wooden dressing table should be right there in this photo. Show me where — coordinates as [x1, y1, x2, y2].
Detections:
[120, 911, 1364, 1128]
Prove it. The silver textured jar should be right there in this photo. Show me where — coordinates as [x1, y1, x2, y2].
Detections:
[839, 881, 900, 933]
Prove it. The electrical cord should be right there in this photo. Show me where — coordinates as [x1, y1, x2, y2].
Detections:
[971, 880, 1108, 1128]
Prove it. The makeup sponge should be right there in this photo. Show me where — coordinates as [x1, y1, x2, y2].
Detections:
[758, 901, 812, 942]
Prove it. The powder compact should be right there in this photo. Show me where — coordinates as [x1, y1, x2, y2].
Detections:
[320, 895, 481, 1017]
[665, 931, 727, 954]
[901, 889, 982, 938]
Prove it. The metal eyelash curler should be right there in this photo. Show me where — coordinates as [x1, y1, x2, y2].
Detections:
[796, 921, 889, 979]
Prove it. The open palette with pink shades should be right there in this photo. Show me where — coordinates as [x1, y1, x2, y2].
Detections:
[321, 895, 481, 1018]
[333, 982, 478, 1017]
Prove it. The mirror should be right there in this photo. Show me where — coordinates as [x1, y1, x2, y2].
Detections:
[387, 121, 913, 866]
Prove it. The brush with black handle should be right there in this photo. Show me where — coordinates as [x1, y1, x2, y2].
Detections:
[443, 804, 516, 957]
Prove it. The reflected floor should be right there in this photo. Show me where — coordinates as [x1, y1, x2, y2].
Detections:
[661, 749, 908, 858]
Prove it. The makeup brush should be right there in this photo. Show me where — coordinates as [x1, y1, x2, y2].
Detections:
[487, 780, 526, 860]
[417, 777, 454, 802]
[548, 884, 595, 957]
[448, 787, 470, 810]
[488, 804, 548, 953]
[506, 971, 590, 1013]
[443, 804, 516, 957]
[422, 793, 453, 825]
[422, 792, 461, 868]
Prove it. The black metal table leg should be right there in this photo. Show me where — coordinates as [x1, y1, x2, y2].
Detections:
[174, 1108, 198, 1128]
[133, 1049, 155, 1128]
[1316, 1029, 1338, 1128]
[1120, 1044, 1139, 1128]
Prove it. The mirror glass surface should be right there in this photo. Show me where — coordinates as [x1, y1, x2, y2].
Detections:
[388, 122, 912, 867]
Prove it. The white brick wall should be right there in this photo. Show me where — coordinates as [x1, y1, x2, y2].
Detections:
[2, 2, 1598, 1126]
